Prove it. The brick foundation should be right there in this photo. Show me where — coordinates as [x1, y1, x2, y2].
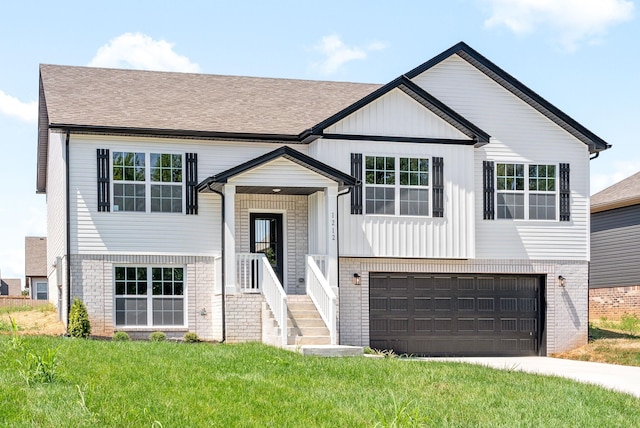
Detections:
[589, 286, 640, 321]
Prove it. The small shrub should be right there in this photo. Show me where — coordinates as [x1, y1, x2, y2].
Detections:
[183, 332, 200, 343]
[21, 290, 29, 296]
[112, 331, 130, 342]
[149, 331, 166, 342]
[619, 313, 640, 336]
[68, 298, 91, 338]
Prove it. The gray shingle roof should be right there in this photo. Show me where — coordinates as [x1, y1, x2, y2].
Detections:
[25, 236, 47, 277]
[591, 171, 640, 213]
[39, 64, 382, 135]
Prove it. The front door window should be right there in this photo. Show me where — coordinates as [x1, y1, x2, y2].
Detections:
[250, 213, 283, 284]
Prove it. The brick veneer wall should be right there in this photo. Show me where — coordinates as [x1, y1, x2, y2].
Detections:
[69, 254, 216, 339]
[589, 286, 640, 321]
[224, 293, 264, 342]
[338, 258, 589, 354]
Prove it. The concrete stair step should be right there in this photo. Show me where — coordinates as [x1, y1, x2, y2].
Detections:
[288, 309, 323, 319]
[293, 318, 326, 328]
[288, 335, 332, 346]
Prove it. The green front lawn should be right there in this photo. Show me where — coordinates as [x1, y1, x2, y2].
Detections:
[1, 337, 639, 427]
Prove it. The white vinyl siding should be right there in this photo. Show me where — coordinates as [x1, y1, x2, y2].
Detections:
[69, 135, 309, 255]
[46, 131, 67, 307]
[324, 88, 470, 140]
[412, 54, 590, 261]
[310, 139, 475, 259]
[228, 157, 334, 188]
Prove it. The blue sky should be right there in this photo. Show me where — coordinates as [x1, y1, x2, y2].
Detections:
[0, 0, 637, 280]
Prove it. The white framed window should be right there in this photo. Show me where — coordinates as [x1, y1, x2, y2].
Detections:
[365, 156, 430, 216]
[496, 163, 556, 220]
[114, 266, 185, 327]
[112, 152, 184, 213]
[34, 281, 48, 300]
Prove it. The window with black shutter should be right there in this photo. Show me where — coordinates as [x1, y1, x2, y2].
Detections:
[350, 153, 363, 214]
[432, 157, 444, 217]
[97, 148, 110, 212]
[186, 153, 198, 215]
[559, 163, 570, 221]
[483, 161, 494, 220]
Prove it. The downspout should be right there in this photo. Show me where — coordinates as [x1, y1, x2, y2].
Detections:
[589, 152, 599, 161]
[65, 130, 71, 321]
[207, 184, 226, 343]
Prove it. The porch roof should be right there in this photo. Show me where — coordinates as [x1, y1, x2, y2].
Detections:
[197, 146, 358, 194]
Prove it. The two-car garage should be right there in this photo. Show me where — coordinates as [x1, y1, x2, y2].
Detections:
[369, 273, 544, 357]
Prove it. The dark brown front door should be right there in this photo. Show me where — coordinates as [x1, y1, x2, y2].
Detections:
[250, 213, 284, 284]
[369, 273, 544, 357]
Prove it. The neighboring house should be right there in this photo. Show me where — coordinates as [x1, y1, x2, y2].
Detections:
[36, 42, 609, 356]
[0, 273, 22, 296]
[589, 172, 640, 321]
[25, 236, 48, 300]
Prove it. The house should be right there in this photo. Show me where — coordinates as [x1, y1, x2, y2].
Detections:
[0, 272, 21, 296]
[589, 172, 640, 321]
[36, 42, 609, 356]
[25, 237, 49, 301]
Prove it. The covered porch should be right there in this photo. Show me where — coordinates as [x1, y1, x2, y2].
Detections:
[198, 146, 357, 347]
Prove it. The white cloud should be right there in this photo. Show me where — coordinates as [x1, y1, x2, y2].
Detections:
[591, 159, 640, 195]
[0, 90, 37, 123]
[88, 32, 201, 72]
[311, 35, 387, 75]
[483, 0, 634, 51]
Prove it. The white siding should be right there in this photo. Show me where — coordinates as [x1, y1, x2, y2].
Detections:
[228, 158, 334, 188]
[69, 135, 307, 255]
[46, 131, 67, 307]
[325, 88, 469, 139]
[310, 139, 475, 259]
[412, 55, 590, 261]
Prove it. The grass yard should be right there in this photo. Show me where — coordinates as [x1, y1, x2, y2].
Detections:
[552, 317, 640, 367]
[1, 337, 639, 427]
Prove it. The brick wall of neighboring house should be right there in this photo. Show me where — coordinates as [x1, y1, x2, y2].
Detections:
[589, 286, 640, 321]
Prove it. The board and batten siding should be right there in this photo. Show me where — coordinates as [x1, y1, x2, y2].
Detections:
[411, 54, 591, 261]
[310, 139, 475, 259]
[324, 88, 469, 140]
[227, 157, 335, 188]
[68, 135, 309, 255]
[590, 205, 640, 288]
[46, 131, 67, 305]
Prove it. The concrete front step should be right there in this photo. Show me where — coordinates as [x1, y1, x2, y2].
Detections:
[287, 345, 364, 357]
[288, 335, 332, 346]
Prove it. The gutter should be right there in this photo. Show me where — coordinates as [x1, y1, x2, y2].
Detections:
[207, 184, 226, 343]
[65, 130, 71, 322]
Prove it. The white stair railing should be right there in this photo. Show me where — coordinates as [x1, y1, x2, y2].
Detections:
[308, 254, 328, 278]
[306, 255, 337, 345]
[237, 253, 288, 347]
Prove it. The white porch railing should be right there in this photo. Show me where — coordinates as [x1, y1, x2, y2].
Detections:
[237, 253, 288, 347]
[305, 255, 337, 345]
[308, 254, 328, 278]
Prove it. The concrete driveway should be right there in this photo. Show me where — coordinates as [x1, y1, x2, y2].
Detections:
[419, 357, 640, 398]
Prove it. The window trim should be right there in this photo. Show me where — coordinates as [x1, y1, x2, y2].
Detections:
[113, 265, 187, 329]
[495, 162, 559, 221]
[363, 155, 432, 217]
[111, 152, 186, 214]
[34, 281, 48, 300]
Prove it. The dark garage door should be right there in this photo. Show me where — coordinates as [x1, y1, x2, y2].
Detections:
[369, 273, 543, 357]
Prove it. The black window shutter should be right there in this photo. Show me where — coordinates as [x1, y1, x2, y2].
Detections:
[432, 157, 444, 217]
[559, 163, 570, 221]
[186, 153, 198, 215]
[483, 161, 495, 220]
[97, 149, 110, 212]
[350, 153, 363, 214]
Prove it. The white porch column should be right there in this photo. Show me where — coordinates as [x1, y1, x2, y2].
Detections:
[325, 185, 338, 288]
[224, 184, 237, 293]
